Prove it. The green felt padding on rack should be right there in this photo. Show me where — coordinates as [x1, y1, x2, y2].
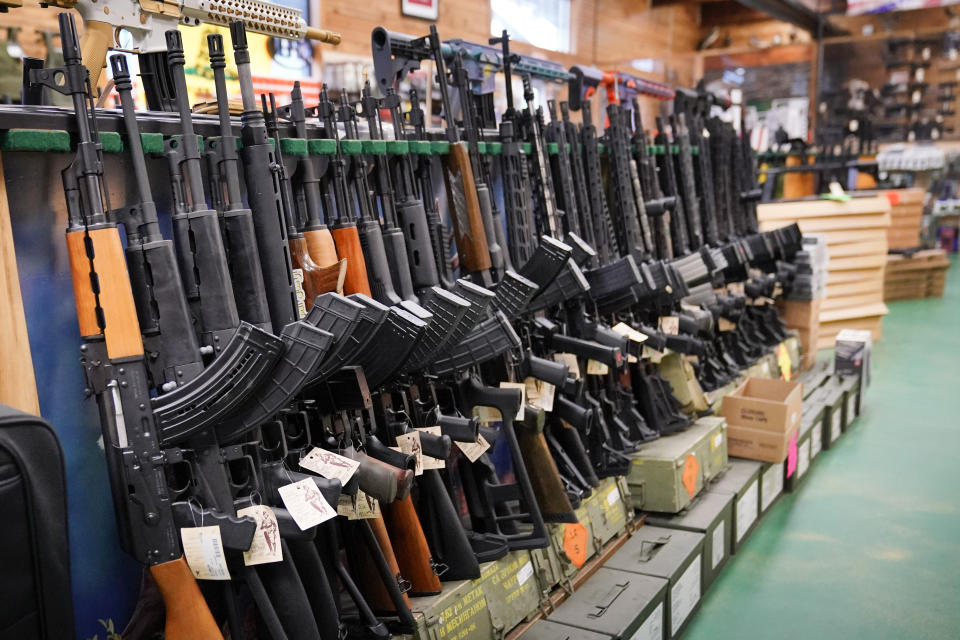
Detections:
[597, 143, 606, 154]
[476, 142, 486, 154]
[309, 139, 338, 155]
[409, 140, 433, 154]
[280, 138, 308, 156]
[386, 140, 409, 154]
[485, 142, 502, 155]
[361, 140, 387, 154]
[670, 144, 679, 154]
[163, 135, 206, 154]
[340, 139, 363, 154]
[139, 133, 164, 154]
[521, 142, 532, 154]
[651, 145, 665, 155]
[98, 131, 123, 153]
[691, 146, 699, 155]
[431, 141, 450, 154]
[546, 142, 559, 155]
[0, 129, 71, 152]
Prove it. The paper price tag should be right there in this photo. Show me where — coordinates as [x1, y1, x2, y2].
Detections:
[643, 346, 664, 363]
[659, 316, 679, 335]
[181, 526, 230, 580]
[455, 434, 491, 462]
[339, 490, 381, 520]
[292, 268, 307, 319]
[394, 431, 424, 475]
[554, 352, 580, 379]
[416, 427, 446, 469]
[499, 382, 526, 419]
[299, 447, 360, 485]
[237, 505, 282, 566]
[727, 282, 745, 296]
[279, 478, 338, 530]
[586, 359, 609, 375]
[524, 377, 556, 412]
[717, 317, 737, 332]
[612, 322, 649, 343]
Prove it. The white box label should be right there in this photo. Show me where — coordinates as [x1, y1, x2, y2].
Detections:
[811, 424, 823, 457]
[517, 561, 534, 586]
[711, 520, 726, 570]
[761, 463, 783, 512]
[629, 602, 663, 640]
[670, 556, 702, 635]
[736, 481, 758, 542]
[798, 439, 810, 478]
[607, 485, 621, 507]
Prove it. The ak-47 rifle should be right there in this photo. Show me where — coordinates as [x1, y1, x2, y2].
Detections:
[204, 33, 273, 333]
[277, 81, 347, 290]
[315, 84, 373, 298]
[264, 92, 343, 309]
[358, 80, 419, 302]
[33, 15, 227, 639]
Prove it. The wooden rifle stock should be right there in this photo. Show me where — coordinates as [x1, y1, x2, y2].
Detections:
[443, 142, 492, 273]
[289, 234, 347, 303]
[332, 225, 372, 296]
[515, 404, 577, 523]
[151, 558, 224, 639]
[347, 516, 412, 613]
[382, 497, 443, 595]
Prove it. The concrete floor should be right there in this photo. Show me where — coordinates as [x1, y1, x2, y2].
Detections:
[683, 257, 960, 640]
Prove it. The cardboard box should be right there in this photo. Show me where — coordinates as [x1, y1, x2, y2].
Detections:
[644, 490, 734, 594]
[606, 526, 705, 638]
[835, 329, 872, 387]
[776, 298, 822, 328]
[722, 378, 803, 435]
[547, 568, 667, 640]
[726, 422, 799, 463]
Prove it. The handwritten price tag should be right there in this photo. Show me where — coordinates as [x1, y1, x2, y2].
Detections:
[416, 426, 446, 469]
[554, 353, 581, 379]
[299, 447, 360, 485]
[612, 322, 649, 343]
[394, 431, 423, 475]
[455, 434, 491, 462]
[278, 478, 338, 530]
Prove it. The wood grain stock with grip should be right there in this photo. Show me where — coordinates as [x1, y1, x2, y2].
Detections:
[289, 236, 346, 303]
[150, 557, 224, 639]
[516, 407, 577, 523]
[382, 496, 442, 595]
[66, 228, 143, 358]
[347, 516, 412, 613]
[443, 143, 491, 272]
[331, 226, 372, 296]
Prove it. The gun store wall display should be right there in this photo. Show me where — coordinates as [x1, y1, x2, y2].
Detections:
[708, 459, 763, 554]
[722, 377, 803, 463]
[606, 526, 706, 638]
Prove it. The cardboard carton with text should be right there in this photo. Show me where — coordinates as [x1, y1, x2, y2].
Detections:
[722, 378, 803, 463]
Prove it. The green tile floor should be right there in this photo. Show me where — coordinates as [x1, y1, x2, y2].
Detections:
[683, 256, 960, 640]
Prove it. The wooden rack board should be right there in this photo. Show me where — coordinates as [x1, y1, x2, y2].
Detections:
[887, 188, 925, 250]
[758, 195, 892, 350]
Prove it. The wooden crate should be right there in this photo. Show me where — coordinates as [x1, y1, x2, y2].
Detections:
[884, 250, 951, 301]
[758, 195, 891, 346]
[886, 188, 925, 250]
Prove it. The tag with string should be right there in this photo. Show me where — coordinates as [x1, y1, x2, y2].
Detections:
[455, 434, 491, 462]
[237, 505, 283, 566]
[299, 447, 360, 485]
[278, 478, 338, 530]
[392, 431, 424, 475]
[416, 426, 446, 469]
[180, 525, 231, 580]
[554, 353, 581, 379]
[612, 322, 649, 344]
[659, 316, 679, 335]
[586, 359, 609, 375]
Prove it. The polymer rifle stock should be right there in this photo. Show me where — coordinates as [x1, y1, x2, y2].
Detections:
[316, 84, 372, 297]
[34, 15, 222, 638]
[278, 81, 346, 290]
[205, 34, 273, 332]
[231, 21, 299, 332]
[265, 93, 343, 310]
